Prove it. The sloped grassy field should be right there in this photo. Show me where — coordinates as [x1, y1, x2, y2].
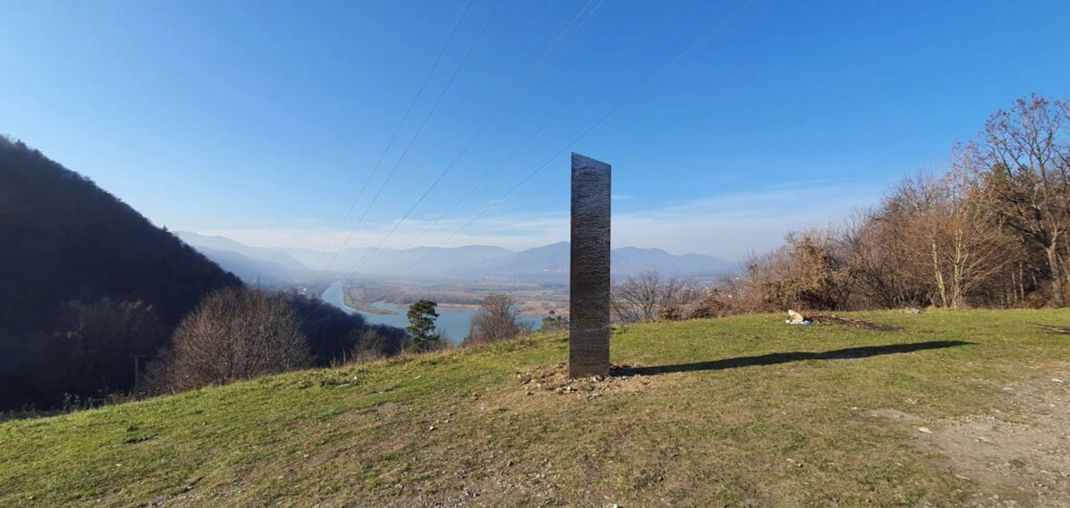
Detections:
[2, 309, 1069, 506]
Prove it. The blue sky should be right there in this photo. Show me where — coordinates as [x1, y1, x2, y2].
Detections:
[3, 0, 1069, 261]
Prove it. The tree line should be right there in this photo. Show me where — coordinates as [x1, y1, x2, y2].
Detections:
[610, 95, 1070, 321]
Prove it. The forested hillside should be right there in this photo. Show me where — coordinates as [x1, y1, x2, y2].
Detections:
[0, 137, 242, 409]
[0, 138, 419, 411]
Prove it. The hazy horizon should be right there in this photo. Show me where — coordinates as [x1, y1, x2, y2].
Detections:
[4, 1, 1068, 262]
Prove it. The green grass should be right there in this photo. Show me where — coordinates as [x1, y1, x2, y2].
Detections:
[2, 309, 1069, 506]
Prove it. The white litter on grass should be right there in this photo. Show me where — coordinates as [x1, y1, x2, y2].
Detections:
[917, 427, 933, 434]
[785, 309, 813, 325]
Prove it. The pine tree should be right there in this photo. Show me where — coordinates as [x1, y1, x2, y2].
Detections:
[406, 299, 440, 350]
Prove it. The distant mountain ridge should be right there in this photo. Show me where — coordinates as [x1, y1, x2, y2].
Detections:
[179, 235, 734, 282]
[176, 231, 306, 284]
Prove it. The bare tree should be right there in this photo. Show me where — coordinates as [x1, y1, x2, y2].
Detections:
[891, 167, 1012, 308]
[976, 95, 1070, 306]
[149, 287, 310, 392]
[611, 272, 688, 323]
[466, 293, 530, 345]
[840, 209, 929, 309]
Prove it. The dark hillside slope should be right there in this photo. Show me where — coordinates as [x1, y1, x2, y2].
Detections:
[0, 137, 241, 409]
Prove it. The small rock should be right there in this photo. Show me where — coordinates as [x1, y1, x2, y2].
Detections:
[428, 425, 436, 431]
[917, 427, 933, 434]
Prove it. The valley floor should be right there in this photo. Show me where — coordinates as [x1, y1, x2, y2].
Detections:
[2, 309, 1070, 506]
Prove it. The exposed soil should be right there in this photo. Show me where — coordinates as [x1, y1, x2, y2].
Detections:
[870, 370, 1070, 507]
[514, 362, 655, 398]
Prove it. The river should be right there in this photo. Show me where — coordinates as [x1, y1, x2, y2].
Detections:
[319, 281, 539, 343]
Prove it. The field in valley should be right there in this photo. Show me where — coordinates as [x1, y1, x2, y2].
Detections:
[2, 309, 1069, 506]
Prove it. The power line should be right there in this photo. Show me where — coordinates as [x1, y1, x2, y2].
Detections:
[375, 51, 612, 274]
[378, 0, 691, 274]
[391, 0, 751, 274]
[312, 0, 479, 275]
[349, 0, 607, 273]
[324, 0, 504, 276]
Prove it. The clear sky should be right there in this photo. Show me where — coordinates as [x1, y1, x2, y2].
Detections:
[3, 0, 1069, 261]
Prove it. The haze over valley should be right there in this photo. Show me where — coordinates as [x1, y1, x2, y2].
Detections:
[4, 1, 1070, 505]
[176, 231, 734, 284]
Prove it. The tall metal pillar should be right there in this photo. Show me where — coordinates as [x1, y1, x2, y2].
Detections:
[569, 153, 611, 378]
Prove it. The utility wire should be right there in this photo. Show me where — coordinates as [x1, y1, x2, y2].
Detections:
[310, 0, 477, 275]
[376, 49, 612, 274]
[298, 0, 506, 323]
[329, 0, 504, 275]
[349, 0, 606, 273]
[391, 0, 751, 274]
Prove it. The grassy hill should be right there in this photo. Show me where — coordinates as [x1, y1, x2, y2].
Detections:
[2, 309, 1069, 506]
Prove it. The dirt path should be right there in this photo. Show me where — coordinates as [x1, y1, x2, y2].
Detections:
[871, 368, 1070, 506]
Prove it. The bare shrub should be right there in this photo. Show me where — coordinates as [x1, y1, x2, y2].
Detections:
[744, 230, 853, 312]
[465, 294, 531, 346]
[690, 276, 755, 318]
[148, 287, 311, 392]
[348, 328, 389, 365]
[611, 272, 693, 323]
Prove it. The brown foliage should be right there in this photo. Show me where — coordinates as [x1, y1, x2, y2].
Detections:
[743, 230, 853, 312]
[975, 95, 1070, 305]
[148, 288, 311, 392]
[714, 95, 1069, 311]
[348, 329, 389, 365]
[465, 294, 531, 346]
[611, 272, 696, 323]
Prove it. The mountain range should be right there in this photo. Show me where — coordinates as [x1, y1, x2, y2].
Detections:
[177, 233, 736, 283]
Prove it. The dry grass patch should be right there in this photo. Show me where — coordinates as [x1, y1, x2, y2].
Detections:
[2, 309, 1070, 506]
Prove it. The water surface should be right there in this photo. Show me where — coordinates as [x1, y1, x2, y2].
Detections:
[320, 281, 538, 343]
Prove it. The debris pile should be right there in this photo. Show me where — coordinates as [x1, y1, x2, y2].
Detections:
[514, 363, 651, 398]
[785, 310, 900, 331]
